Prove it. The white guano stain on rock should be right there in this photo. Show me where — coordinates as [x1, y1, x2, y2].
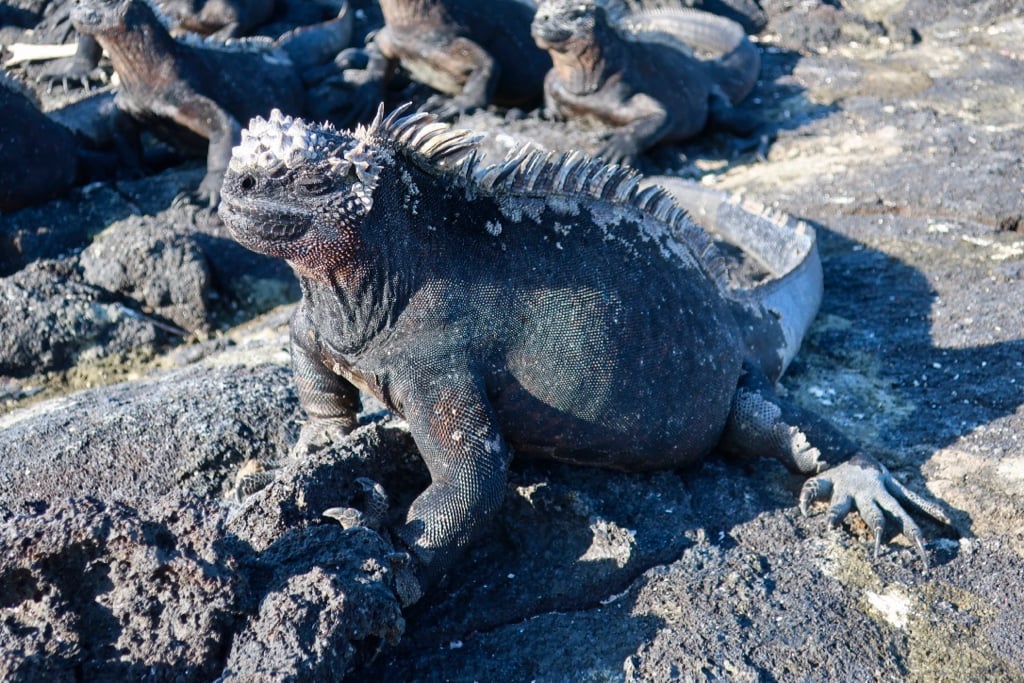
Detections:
[865, 587, 911, 629]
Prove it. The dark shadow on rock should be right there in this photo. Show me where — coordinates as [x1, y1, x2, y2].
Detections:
[791, 224, 1024, 546]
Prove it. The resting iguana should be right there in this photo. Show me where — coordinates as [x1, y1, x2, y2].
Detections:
[532, 0, 761, 163]
[218, 107, 948, 599]
[0, 72, 78, 211]
[35, 0, 278, 91]
[342, 0, 553, 121]
[70, 0, 352, 205]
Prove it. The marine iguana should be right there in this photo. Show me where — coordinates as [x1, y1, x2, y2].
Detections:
[218, 107, 948, 599]
[36, 0, 277, 91]
[532, 0, 761, 163]
[0, 71, 78, 211]
[342, 0, 553, 121]
[69, 0, 352, 205]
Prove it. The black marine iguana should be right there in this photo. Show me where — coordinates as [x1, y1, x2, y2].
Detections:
[218, 106, 948, 599]
[532, 0, 761, 163]
[0, 71, 78, 211]
[342, 0, 553, 121]
[35, 0, 278, 91]
[69, 0, 352, 205]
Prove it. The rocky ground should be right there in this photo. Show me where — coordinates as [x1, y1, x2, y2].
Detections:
[1, 0, 1022, 680]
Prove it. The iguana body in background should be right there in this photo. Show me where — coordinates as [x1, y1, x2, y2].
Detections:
[70, 0, 352, 205]
[344, 0, 553, 120]
[218, 107, 948, 599]
[37, 0, 279, 91]
[532, 0, 761, 163]
[0, 72, 78, 211]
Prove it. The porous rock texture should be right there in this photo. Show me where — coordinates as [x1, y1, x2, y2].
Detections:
[0, 0, 1022, 680]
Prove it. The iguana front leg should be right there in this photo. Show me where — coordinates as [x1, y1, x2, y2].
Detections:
[231, 311, 361, 499]
[544, 73, 669, 164]
[37, 34, 107, 92]
[163, 92, 242, 207]
[594, 93, 672, 164]
[392, 371, 511, 591]
[290, 311, 361, 456]
[418, 37, 499, 120]
[723, 368, 949, 568]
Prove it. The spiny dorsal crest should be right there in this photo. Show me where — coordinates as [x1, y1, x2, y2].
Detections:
[230, 106, 726, 286]
[231, 105, 483, 173]
[473, 145, 728, 287]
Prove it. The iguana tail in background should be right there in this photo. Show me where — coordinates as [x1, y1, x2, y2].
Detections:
[649, 177, 823, 383]
[275, 1, 353, 72]
[617, 7, 761, 103]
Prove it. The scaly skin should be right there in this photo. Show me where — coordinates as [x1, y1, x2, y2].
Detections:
[532, 0, 761, 163]
[38, 0, 278, 92]
[347, 0, 552, 120]
[70, 0, 350, 206]
[0, 72, 78, 211]
[218, 107, 949, 599]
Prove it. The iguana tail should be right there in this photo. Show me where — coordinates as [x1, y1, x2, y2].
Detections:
[618, 8, 760, 103]
[275, 1, 353, 72]
[648, 177, 823, 383]
[607, 0, 768, 35]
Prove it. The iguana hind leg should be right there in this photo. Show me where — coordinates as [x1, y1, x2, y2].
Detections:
[722, 367, 950, 569]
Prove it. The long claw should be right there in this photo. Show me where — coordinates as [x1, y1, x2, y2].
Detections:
[910, 530, 930, 574]
[825, 495, 853, 527]
[799, 476, 831, 516]
[323, 506, 365, 528]
[801, 454, 949, 570]
[324, 478, 389, 531]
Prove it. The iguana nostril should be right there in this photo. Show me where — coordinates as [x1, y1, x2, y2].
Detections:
[239, 174, 256, 191]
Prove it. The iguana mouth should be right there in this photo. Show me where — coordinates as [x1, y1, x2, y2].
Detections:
[530, 24, 573, 49]
[218, 197, 308, 245]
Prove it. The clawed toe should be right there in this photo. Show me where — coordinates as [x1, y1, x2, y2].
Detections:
[324, 477, 389, 531]
[228, 459, 276, 501]
[799, 454, 947, 570]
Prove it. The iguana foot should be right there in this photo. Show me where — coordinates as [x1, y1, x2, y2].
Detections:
[800, 453, 950, 570]
[38, 59, 109, 93]
[323, 477, 390, 531]
[290, 416, 357, 459]
[595, 132, 640, 167]
[725, 375, 950, 570]
[228, 459, 277, 501]
[419, 94, 474, 122]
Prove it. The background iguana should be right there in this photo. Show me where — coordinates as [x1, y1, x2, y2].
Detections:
[217, 107, 948, 599]
[0, 71, 78, 210]
[35, 0, 279, 91]
[341, 0, 553, 121]
[532, 0, 761, 163]
[70, 0, 352, 205]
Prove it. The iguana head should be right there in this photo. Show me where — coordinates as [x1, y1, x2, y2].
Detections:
[218, 109, 383, 272]
[219, 107, 479, 278]
[531, 0, 611, 54]
[71, 0, 157, 35]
